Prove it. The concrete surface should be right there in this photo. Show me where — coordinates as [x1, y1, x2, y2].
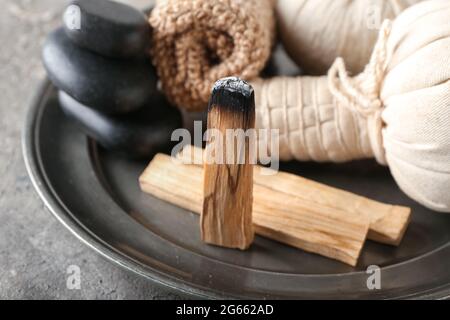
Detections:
[0, 0, 182, 300]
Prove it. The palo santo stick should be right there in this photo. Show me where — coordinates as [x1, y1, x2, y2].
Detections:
[140, 154, 369, 266]
[202, 78, 255, 249]
[179, 145, 411, 245]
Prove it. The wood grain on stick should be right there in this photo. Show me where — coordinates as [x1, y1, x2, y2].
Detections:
[201, 78, 255, 249]
[179, 145, 411, 245]
[140, 154, 370, 266]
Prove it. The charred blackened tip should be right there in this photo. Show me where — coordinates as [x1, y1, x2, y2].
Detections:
[212, 77, 254, 98]
[209, 77, 255, 112]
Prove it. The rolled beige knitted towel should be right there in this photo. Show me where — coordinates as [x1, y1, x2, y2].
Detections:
[277, 0, 421, 75]
[252, 0, 450, 212]
[149, 0, 276, 111]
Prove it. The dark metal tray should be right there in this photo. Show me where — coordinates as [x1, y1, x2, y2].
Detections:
[23, 76, 450, 299]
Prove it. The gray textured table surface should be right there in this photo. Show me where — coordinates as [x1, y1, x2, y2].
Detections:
[0, 0, 182, 300]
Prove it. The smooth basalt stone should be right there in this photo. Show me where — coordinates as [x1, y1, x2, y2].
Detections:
[58, 90, 182, 158]
[43, 28, 157, 114]
[64, 0, 151, 58]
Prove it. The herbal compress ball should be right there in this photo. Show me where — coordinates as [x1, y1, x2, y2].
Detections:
[252, 0, 450, 212]
[277, 0, 421, 74]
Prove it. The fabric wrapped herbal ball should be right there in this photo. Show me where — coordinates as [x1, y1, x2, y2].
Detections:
[252, 0, 450, 212]
[277, 0, 422, 75]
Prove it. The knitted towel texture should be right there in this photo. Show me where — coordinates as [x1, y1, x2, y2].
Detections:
[252, 0, 450, 212]
[149, 0, 276, 111]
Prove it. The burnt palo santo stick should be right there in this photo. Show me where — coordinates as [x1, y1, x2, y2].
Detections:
[139, 154, 369, 266]
[202, 77, 256, 250]
[178, 146, 411, 246]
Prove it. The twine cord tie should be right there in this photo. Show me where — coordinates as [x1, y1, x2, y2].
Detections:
[327, 20, 393, 164]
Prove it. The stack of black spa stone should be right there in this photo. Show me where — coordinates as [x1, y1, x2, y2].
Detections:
[42, 0, 181, 158]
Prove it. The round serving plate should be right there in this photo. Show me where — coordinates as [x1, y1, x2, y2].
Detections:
[23, 71, 450, 299]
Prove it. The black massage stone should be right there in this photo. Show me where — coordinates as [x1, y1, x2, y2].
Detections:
[63, 0, 151, 59]
[43, 28, 157, 114]
[58, 90, 182, 158]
